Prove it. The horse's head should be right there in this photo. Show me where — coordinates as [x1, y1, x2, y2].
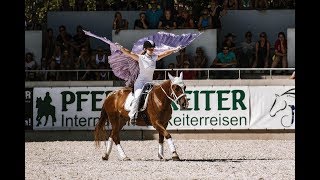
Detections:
[168, 72, 189, 109]
[36, 97, 42, 108]
[269, 94, 287, 117]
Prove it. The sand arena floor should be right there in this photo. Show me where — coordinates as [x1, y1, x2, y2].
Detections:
[25, 140, 294, 179]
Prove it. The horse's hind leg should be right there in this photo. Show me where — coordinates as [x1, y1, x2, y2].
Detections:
[102, 130, 113, 161]
[158, 132, 165, 160]
[110, 116, 131, 161]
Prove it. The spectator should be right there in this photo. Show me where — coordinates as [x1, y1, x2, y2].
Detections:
[223, 33, 236, 52]
[52, 45, 62, 70]
[197, 9, 213, 30]
[167, 63, 177, 77]
[181, 61, 196, 79]
[113, 11, 129, 35]
[94, 47, 108, 67]
[176, 48, 190, 68]
[209, 0, 226, 29]
[271, 32, 287, 68]
[81, 61, 98, 80]
[43, 28, 56, 61]
[224, 0, 238, 9]
[60, 49, 74, 80]
[158, 9, 177, 29]
[25, 52, 37, 80]
[175, 3, 185, 28]
[56, 25, 73, 52]
[193, 47, 208, 78]
[134, 12, 149, 29]
[210, 45, 237, 78]
[239, 31, 255, 67]
[146, 0, 163, 29]
[177, 10, 195, 29]
[72, 25, 91, 57]
[253, 32, 270, 68]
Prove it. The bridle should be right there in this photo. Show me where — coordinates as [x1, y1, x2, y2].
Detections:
[160, 82, 186, 104]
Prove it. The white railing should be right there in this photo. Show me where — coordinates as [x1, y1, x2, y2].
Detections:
[25, 68, 295, 81]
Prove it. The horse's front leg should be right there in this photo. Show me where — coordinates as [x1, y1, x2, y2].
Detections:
[154, 122, 180, 161]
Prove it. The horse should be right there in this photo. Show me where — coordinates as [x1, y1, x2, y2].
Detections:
[35, 97, 57, 126]
[269, 88, 295, 127]
[94, 72, 189, 161]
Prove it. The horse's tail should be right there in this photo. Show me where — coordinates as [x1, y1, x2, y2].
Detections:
[94, 103, 108, 148]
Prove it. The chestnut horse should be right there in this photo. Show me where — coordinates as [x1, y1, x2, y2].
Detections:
[94, 72, 188, 161]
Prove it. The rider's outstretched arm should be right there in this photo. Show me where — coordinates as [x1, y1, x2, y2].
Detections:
[119, 46, 139, 61]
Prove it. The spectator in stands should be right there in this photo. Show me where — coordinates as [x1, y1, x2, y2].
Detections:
[167, 63, 177, 77]
[146, 0, 163, 29]
[25, 52, 37, 80]
[223, 33, 236, 52]
[175, 3, 185, 28]
[56, 25, 73, 52]
[52, 45, 62, 70]
[210, 45, 237, 78]
[224, 0, 238, 9]
[193, 47, 208, 78]
[43, 28, 56, 62]
[47, 57, 57, 81]
[253, 32, 270, 68]
[177, 10, 195, 29]
[255, 0, 268, 9]
[113, 11, 129, 35]
[197, 9, 213, 30]
[181, 61, 196, 79]
[72, 25, 90, 57]
[78, 47, 92, 68]
[94, 47, 108, 67]
[239, 31, 255, 67]
[60, 49, 74, 80]
[158, 9, 177, 29]
[271, 32, 288, 68]
[81, 61, 98, 80]
[134, 12, 149, 29]
[176, 48, 190, 68]
[209, 0, 226, 29]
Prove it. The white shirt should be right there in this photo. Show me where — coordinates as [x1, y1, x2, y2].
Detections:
[134, 54, 158, 90]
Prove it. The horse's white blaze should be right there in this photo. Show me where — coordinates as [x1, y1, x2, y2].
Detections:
[116, 144, 128, 159]
[105, 137, 113, 156]
[167, 138, 176, 153]
[158, 143, 164, 158]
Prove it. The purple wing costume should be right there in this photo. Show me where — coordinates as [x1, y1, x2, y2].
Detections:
[83, 30, 202, 86]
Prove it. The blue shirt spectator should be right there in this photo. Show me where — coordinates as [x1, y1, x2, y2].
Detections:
[146, 1, 163, 29]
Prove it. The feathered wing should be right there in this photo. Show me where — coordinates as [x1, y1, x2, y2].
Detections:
[83, 30, 202, 86]
[83, 30, 139, 87]
[132, 31, 203, 55]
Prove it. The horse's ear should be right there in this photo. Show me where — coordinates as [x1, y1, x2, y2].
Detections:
[168, 72, 174, 81]
[179, 72, 183, 80]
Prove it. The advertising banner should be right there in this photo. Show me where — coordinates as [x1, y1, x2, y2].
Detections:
[33, 86, 249, 130]
[249, 86, 295, 129]
[25, 88, 33, 130]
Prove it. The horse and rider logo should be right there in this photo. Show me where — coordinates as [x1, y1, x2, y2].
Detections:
[269, 88, 295, 127]
[35, 92, 57, 126]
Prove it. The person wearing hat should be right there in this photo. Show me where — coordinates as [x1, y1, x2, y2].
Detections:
[118, 40, 181, 124]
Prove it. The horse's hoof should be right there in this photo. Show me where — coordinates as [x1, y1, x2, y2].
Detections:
[122, 157, 131, 161]
[172, 156, 180, 161]
[158, 153, 165, 161]
[102, 154, 109, 161]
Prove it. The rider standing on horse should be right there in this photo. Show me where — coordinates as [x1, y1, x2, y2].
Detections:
[118, 40, 181, 125]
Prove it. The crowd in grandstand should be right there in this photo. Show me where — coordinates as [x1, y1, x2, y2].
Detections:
[25, 0, 293, 81]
